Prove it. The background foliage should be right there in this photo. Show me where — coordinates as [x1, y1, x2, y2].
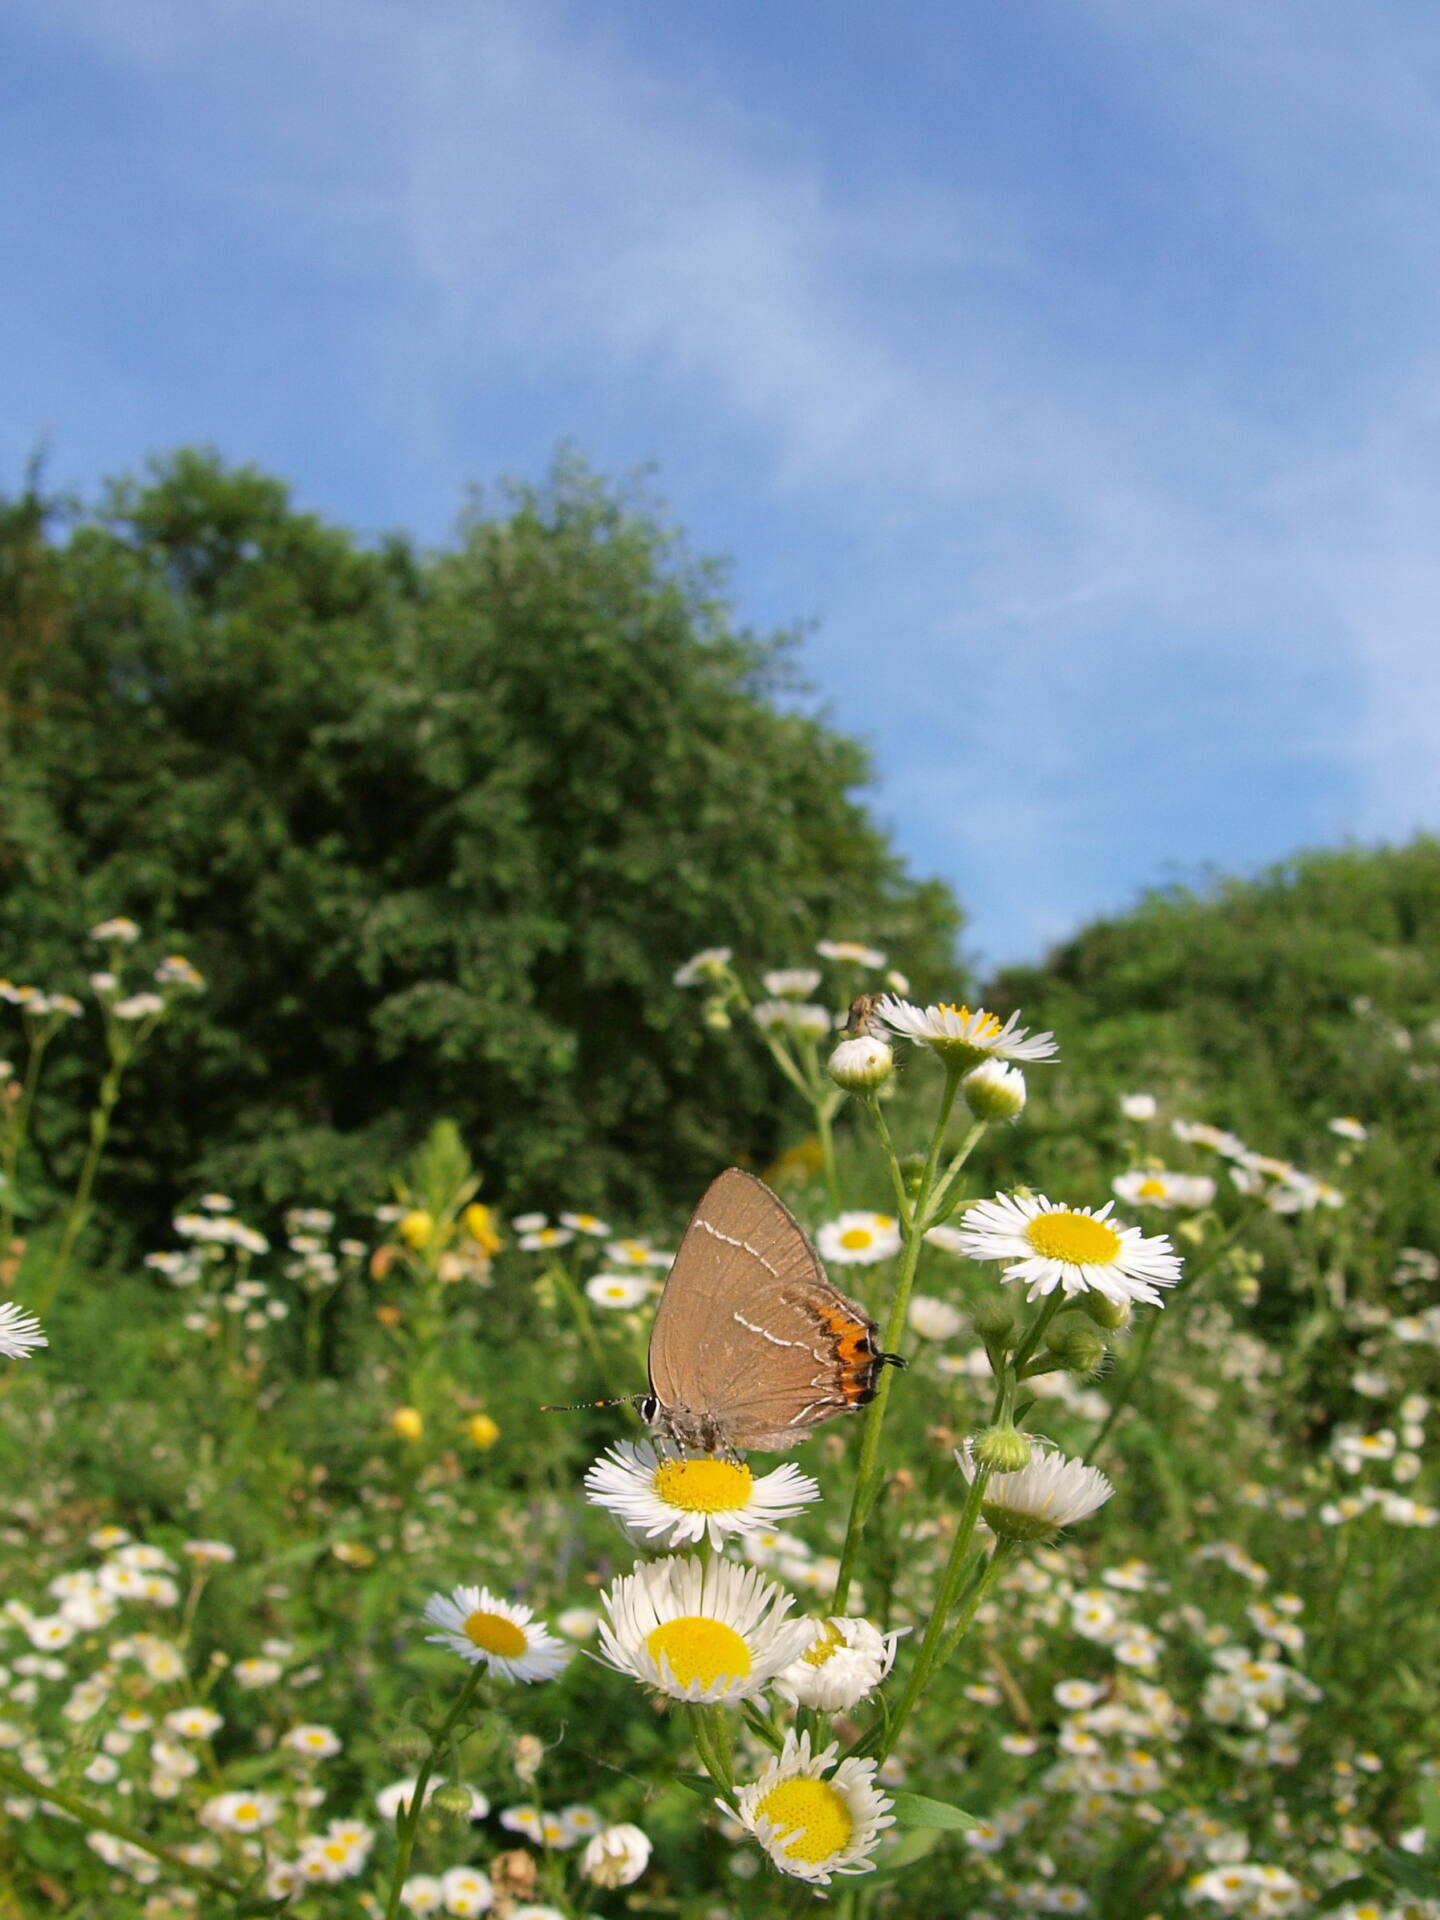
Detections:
[0, 451, 960, 1235]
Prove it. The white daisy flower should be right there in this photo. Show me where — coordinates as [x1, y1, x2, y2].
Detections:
[922, 1222, 967, 1255]
[874, 995, 1057, 1069]
[375, 1777, 443, 1820]
[733, 1729, 894, 1884]
[439, 1864, 494, 1915]
[773, 1616, 902, 1711]
[89, 916, 141, 944]
[583, 1274, 655, 1310]
[202, 1790, 281, 1833]
[605, 1237, 674, 1269]
[510, 1211, 547, 1233]
[556, 1606, 599, 1639]
[958, 1441, 1114, 1541]
[955, 1193, 1182, 1307]
[283, 1723, 342, 1759]
[816, 1211, 902, 1266]
[518, 1226, 574, 1252]
[181, 1540, 236, 1565]
[0, 1303, 47, 1360]
[398, 1875, 444, 1916]
[559, 1211, 611, 1236]
[762, 968, 823, 1000]
[816, 940, 887, 968]
[584, 1441, 819, 1550]
[1170, 1118, 1248, 1157]
[907, 1294, 963, 1340]
[1111, 1170, 1216, 1211]
[581, 1822, 652, 1887]
[423, 1586, 570, 1683]
[1328, 1115, 1369, 1142]
[1120, 1093, 1157, 1121]
[598, 1554, 815, 1704]
[673, 947, 733, 987]
[163, 1706, 223, 1740]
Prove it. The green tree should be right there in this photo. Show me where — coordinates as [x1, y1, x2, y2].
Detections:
[0, 449, 961, 1232]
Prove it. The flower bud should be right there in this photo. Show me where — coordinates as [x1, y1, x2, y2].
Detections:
[826, 1035, 894, 1093]
[1044, 1323, 1107, 1376]
[961, 1058, 1027, 1121]
[1076, 1291, 1131, 1331]
[383, 1726, 432, 1769]
[430, 1781, 478, 1821]
[973, 1425, 1033, 1473]
[972, 1296, 1021, 1349]
[702, 999, 732, 1031]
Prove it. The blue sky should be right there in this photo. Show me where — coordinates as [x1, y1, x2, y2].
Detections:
[5, 0, 1440, 968]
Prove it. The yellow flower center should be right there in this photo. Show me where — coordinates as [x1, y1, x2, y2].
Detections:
[1023, 1210, 1121, 1266]
[652, 1457, 754, 1513]
[938, 1003, 1002, 1040]
[1136, 1178, 1167, 1198]
[840, 1227, 874, 1249]
[463, 1610, 528, 1657]
[646, 1617, 751, 1690]
[802, 1620, 846, 1668]
[755, 1777, 854, 1864]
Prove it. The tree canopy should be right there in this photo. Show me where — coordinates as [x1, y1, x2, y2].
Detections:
[0, 449, 962, 1229]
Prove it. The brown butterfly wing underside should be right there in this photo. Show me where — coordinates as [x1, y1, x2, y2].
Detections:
[646, 1168, 896, 1455]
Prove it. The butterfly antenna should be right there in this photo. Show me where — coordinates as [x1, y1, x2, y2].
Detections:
[540, 1393, 648, 1414]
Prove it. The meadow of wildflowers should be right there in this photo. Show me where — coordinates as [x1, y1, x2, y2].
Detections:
[1, 916, 1439, 1919]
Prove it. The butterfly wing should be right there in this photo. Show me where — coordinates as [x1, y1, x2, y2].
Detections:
[648, 1168, 889, 1453]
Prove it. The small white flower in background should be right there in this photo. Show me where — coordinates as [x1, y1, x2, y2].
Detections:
[598, 1554, 816, 1704]
[1112, 1170, 1216, 1211]
[875, 995, 1058, 1068]
[585, 1440, 819, 1550]
[89, 971, 117, 995]
[283, 1723, 342, 1759]
[499, 1804, 543, 1839]
[0, 1303, 47, 1360]
[1120, 1093, 1157, 1121]
[907, 1294, 963, 1340]
[581, 1822, 653, 1887]
[817, 1211, 902, 1266]
[181, 1539, 236, 1565]
[774, 1616, 901, 1711]
[753, 999, 831, 1039]
[112, 992, 165, 1021]
[1328, 1115, 1369, 1142]
[202, 1789, 281, 1833]
[762, 967, 823, 999]
[375, 1777, 445, 1820]
[1171, 1118, 1248, 1157]
[163, 1706, 223, 1740]
[423, 1585, 569, 1683]
[518, 1225, 574, 1252]
[605, 1236, 674, 1269]
[438, 1864, 494, 1916]
[558, 1210, 611, 1236]
[673, 946, 733, 987]
[556, 1606, 599, 1639]
[584, 1274, 655, 1310]
[959, 1441, 1114, 1541]
[232, 1655, 283, 1688]
[816, 939, 887, 968]
[154, 953, 205, 990]
[956, 1193, 1182, 1308]
[398, 1875, 444, 1916]
[89, 916, 141, 943]
[733, 1729, 894, 1883]
[509, 1908, 566, 1920]
[509, 1211, 547, 1233]
[922, 1222, 967, 1255]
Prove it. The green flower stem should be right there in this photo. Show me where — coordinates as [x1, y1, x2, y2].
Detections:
[0, 1756, 251, 1901]
[36, 1055, 125, 1315]
[0, 1030, 51, 1250]
[928, 1538, 1018, 1683]
[922, 1117, 987, 1226]
[1008, 1292, 1069, 1380]
[832, 1062, 971, 1613]
[689, 1704, 734, 1801]
[864, 1091, 913, 1230]
[873, 1451, 993, 1761]
[811, 1083, 843, 1216]
[383, 1663, 488, 1920]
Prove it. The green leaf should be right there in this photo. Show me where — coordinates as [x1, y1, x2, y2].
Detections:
[1314, 1875, 1387, 1913]
[888, 1791, 980, 1832]
[1376, 1848, 1440, 1899]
